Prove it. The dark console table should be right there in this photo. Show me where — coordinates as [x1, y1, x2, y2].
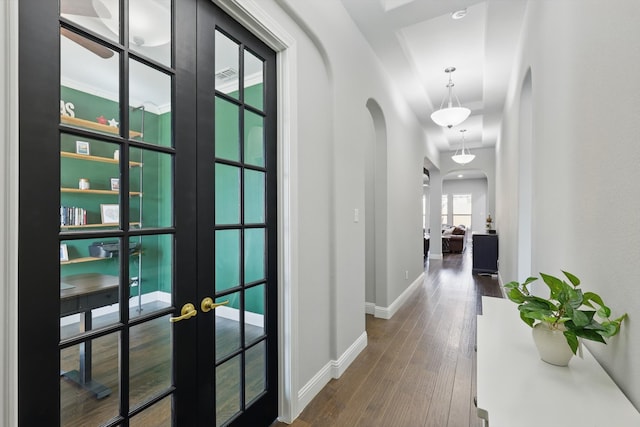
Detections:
[472, 233, 498, 274]
[60, 273, 119, 399]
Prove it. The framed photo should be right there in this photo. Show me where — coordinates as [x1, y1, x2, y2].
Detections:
[100, 204, 120, 224]
[110, 178, 120, 191]
[75, 140, 90, 156]
[60, 244, 69, 262]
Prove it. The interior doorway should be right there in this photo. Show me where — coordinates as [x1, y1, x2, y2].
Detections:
[18, 1, 278, 425]
[364, 98, 388, 315]
[517, 69, 533, 281]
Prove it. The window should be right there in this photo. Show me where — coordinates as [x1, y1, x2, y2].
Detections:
[441, 194, 448, 226]
[452, 194, 472, 228]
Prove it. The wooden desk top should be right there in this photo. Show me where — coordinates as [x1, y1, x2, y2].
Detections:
[60, 273, 119, 300]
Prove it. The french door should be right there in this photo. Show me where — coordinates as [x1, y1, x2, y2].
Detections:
[18, 1, 277, 426]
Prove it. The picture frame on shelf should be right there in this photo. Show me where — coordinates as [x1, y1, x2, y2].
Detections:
[60, 244, 69, 262]
[75, 140, 90, 155]
[110, 178, 120, 191]
[100, 204, 120, 224]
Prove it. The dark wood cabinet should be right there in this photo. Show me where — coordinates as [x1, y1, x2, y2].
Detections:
[472, 233, 499, 274]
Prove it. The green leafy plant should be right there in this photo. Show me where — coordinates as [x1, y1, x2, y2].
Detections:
[504, 271, 627, 354]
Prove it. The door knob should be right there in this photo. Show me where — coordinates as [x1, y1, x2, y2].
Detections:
[169, 303, 197, 323]
[201, 297, 229, 313]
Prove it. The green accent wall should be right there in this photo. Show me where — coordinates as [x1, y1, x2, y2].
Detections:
[214, 83, 265, 315]
[60, 82, 267, 315]
[60, 86, 172, 296]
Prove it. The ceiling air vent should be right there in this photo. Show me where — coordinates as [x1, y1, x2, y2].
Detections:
[215, 67, 238, 80]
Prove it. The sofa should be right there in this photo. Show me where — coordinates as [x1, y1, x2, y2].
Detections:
[442, 225, 468, 253]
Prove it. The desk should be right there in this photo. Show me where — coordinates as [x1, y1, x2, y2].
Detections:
[476, 296, 640, 426]
[60, 273, 119, 399]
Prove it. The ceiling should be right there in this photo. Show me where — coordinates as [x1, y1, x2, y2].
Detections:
[339, 0, 527, 154]
[61, 0, 527, 155]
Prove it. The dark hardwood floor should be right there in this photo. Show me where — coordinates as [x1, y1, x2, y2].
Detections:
[60, 311, 264, 426]
[59, 247, 501, 426]
[272, 248, 503, 427]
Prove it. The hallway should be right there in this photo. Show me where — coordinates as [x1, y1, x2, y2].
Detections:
[274, 250, 502, 427]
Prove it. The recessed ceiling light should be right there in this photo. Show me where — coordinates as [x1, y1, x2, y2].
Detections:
[451, 8, 467, 20]
[458, 174, 464, 178]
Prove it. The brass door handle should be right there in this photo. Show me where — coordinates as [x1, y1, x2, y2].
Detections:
[201, 297, 229, 313]
[169, 303, 197, 323]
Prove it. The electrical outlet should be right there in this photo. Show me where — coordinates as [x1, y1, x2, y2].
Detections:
[354, 208, 359, 223]
[405, 270, 409, 280]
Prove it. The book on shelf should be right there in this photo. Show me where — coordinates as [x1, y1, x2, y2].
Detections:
[60, 206, 88, 226]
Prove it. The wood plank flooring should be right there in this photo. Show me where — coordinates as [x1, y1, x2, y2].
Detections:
[59, 247, 501, 426]
[273, 249, 502, 427]
[60, 310, 264, 426]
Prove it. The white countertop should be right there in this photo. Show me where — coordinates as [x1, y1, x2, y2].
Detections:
[476, 296, 640, 427]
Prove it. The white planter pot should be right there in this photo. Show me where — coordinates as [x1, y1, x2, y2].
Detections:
[531, 322, 574, 366]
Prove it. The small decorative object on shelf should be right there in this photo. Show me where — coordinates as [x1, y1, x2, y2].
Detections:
[100, 203, 120, 224]
[110, 178, 119, 191]
[504, 271, 627, 366]
[485, 213, 493, 231]
[113, 149, 119, 160]
[75, 140, 90, 155]
[60, 244, 69, 262]
[79, 178, 90, 190]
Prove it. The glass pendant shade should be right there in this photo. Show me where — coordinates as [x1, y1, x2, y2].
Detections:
[430, 107, 471, 128]
[451, 150, 475, 164]
[431, 67, 470, 128]
[451, 129, 475, 164]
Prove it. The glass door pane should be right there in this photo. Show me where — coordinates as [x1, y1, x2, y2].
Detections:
[209, 25, 274, 426]
[58, 1, 176, 425]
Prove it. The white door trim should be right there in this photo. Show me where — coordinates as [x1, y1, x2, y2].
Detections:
[1, 0, 20, 426]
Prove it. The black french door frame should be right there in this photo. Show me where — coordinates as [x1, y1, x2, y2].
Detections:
[18, 0, 199, 424]
[18, 0, 277, 425]
[196, 2, 278, 426]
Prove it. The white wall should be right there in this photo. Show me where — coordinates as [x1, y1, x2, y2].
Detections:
[241, 0, 432, 417]
[497, 0, 640, 410]
[442, 178, 488, 235]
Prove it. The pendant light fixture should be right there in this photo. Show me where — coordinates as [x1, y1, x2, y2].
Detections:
[451, 129, 475, 164]
[431, 67, 470, 128]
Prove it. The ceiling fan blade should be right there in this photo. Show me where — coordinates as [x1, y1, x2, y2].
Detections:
[60, 0, 112, 19]
[61, 27, 114, 59]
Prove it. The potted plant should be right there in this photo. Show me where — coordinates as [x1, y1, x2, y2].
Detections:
[504, 271, 627, 366]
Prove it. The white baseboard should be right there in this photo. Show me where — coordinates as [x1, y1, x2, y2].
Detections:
[364, 302, 376, 315]
[330, 331, 367, 378]
[215, 305, 264, 327]
[297, 331, 368, 412]
[373, 273, 425, 319]
[497, 272, 506, 298]
[429, 253, 443, 260]
[297, 362, 332, 413]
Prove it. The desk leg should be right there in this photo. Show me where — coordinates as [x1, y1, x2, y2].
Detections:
[80, 311, 92, 382]
[60, 311, 111, 399]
